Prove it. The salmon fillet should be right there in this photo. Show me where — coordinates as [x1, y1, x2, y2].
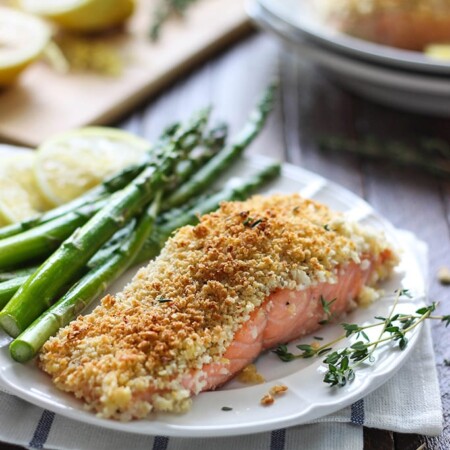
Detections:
[38, 194, 398, 420]
[315, 0, 450, 51]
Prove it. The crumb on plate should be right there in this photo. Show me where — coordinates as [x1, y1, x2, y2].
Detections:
[260, 394, 274, 406]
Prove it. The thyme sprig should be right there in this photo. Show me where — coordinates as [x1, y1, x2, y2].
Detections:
[273, 289, 450, 387]
[319, 135, 450, 180]
[150, 0, 201, 41]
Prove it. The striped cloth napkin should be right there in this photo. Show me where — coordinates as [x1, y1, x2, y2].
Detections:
[0, 232, 443, 450]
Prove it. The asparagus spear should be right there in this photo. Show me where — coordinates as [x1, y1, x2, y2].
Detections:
[0, 266, 37, 283]
[167, 122, 228, 191]
[202, 122, 228, 149]
[0, 276, 29, 310]
[0, 242, 132, 308]
[164, 83, 277, 209]
[0, 200, 104, 271]
[0, 134, 189, 338]
[0, 272, 85, 311]
[86, 219, 137, 269]
[10, 193, 162, 363]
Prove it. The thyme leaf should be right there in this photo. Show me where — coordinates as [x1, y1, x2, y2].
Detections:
[318, 296, 337, 325]
[243, 217, 264, 228]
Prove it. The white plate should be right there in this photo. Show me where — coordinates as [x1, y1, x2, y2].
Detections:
[0, 145, 426, 437]
[249, 1, 450, 117]
[255, 0, 450, 75]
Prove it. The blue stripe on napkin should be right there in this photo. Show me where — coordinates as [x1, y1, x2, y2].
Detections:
[152, 435, 169, 450]
[29, 410, 55, 449]
[270, 428, 286, 450]
[350, 399, 365, 425]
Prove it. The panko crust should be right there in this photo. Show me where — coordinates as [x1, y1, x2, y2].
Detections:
[38, 194, 397, 419]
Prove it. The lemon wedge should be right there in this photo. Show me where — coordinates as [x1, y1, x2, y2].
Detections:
[0, 7, 51, 86]
[20, 0, 135, 33]
[34, 127, 149, 206]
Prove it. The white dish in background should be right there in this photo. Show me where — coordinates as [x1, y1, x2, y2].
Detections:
[249, 0, 450, 117]
[0, 145, 426, 437]
[255, 0, 450, 75]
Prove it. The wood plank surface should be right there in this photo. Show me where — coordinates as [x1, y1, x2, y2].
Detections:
[1, 32, 449, 449]
[0, 0, 252, 147]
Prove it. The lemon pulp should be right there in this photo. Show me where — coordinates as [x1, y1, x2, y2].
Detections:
[21, 0, 135, 33]
[0, 7, 51, 86]
[34, 127, 149, 206]
[0, 154, 52, 212]
[0, 178, 40, 224]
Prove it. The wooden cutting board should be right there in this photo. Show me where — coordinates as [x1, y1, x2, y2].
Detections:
[0, 0, 252, 147]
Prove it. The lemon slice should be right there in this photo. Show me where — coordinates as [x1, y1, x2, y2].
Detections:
[0, 178, 39, 224]
[0, 153, 52, 212]
[0, 7, 51, 86]
[34, 127, 149, 206]
[21, 0, 135, 33]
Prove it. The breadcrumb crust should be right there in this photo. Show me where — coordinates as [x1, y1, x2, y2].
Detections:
[38, 194, 396, 420]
